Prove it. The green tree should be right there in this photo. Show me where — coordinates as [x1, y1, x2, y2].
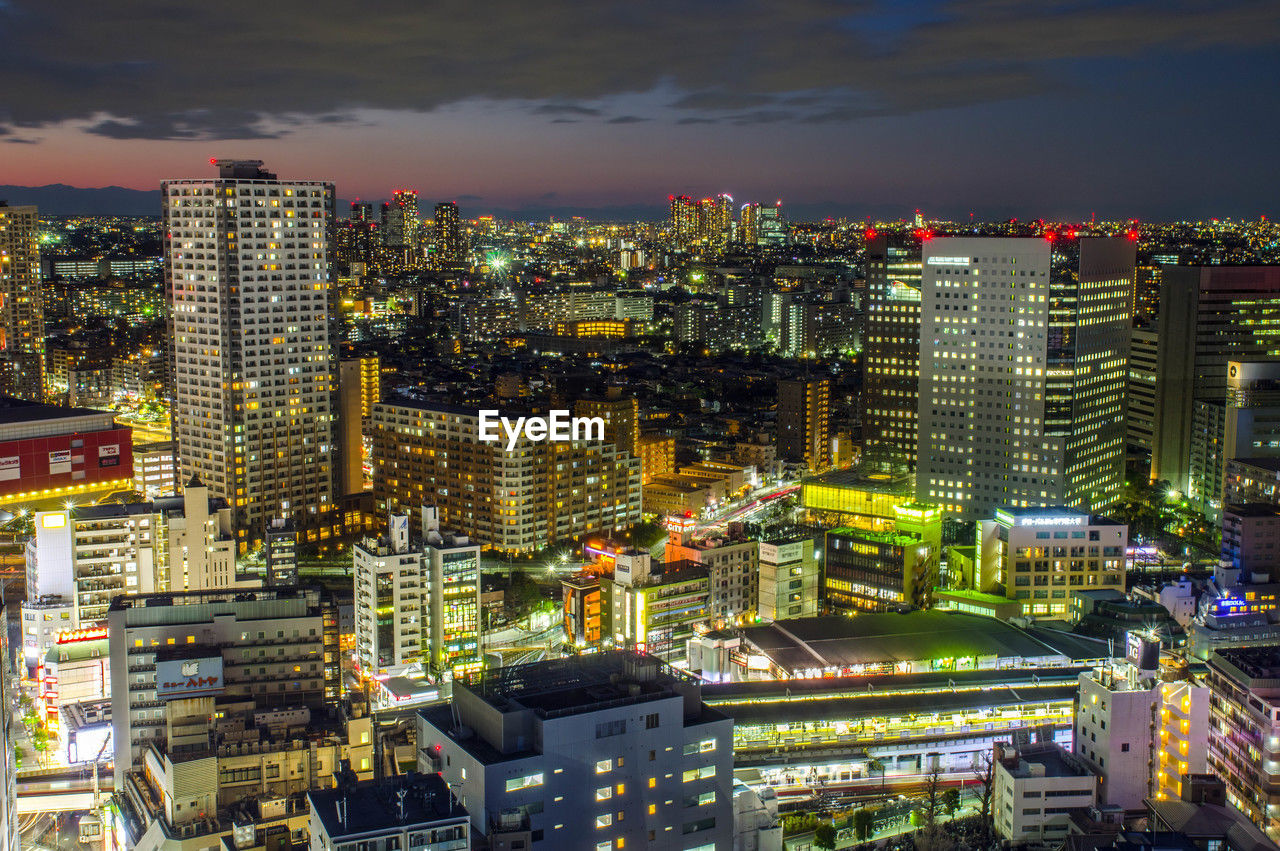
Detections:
[814, 823, 837, 851]
[867, 757, 886, 792]
[853, 808, 875, 841]
[942, 787, 961, 817]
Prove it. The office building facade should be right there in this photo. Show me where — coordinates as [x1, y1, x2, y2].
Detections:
[862, 234, 924, 463]
[918, 237, 1134, 520]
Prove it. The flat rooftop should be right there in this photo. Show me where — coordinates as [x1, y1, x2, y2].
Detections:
[309, 774, 466, 839]
[738, 611, 1101, 673]
[1005, 742, 1090, 778]
[0, 396, 117, 426]
[1224, 503, 1280, 518]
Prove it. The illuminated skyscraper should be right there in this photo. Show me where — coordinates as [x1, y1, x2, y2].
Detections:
[698, 193, 734, 248]
[758, 202, 787, 247]
[163, 159, 335, 547]
[918, 236, 1134, 521]
[0, 202, 46, 400]
[381, 189, 421, 261]
[739, 202, 760, 245]
[670, 194, 698, 251]
[433, 201, 465, 268]
[862, 233, 924, 462]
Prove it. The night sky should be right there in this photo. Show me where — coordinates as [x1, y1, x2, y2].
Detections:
[2, 0, 1279, 220]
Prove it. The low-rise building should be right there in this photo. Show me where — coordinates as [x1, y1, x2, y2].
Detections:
[601, 550, 710, 661]
[757, 536, 820, 622]
[993, 742, 1097, 848]
[308, 773, 470, 851]
[824, 502, 943, 612]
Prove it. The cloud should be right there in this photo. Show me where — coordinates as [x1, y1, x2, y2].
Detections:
[532, 103, 602, 117]
[457, 193, 483, 202]
[606, 115, 649, 124]
[0, 0, 1276, 138]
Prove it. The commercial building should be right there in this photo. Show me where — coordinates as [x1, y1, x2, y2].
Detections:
[308, 774, 470, 851]
[372, 398, 642, 554]
[993, 742, 1097, 848]
[353, 507, 482, 680]
[0, 396, 133, 506]
[0, 202, 46, 400]
[1151, 266, 1280, 498]
[601, 550, 710, 661]
[918, 237, 1134, 520]
[757, 536, 821, 622]
[418, 651, 734, 850]
[163, 159, 336, 548]
[133, 440, 176, 497]
[1222, 504, 1280, 580]
[861, 234, 924, 464]
[666, 523, 758, 625]
[777, 377, 830, 473]
[1206, 646, 1280, 839]
[0, 605, 16, 851]
[976, 506, 1127, 620]
[1075, 651, 1163, 810]
[1188, 360, 1280, 519]
[562, 572, 602, 649]
[823, 502, 943, 612]
[703, 610, 1100, 682]
[353, 514, 424, 676]
[37, 627, 109, 735]
[107, 586, 341, 779]
[801, 466, 915, 530]
[26, 479, 243, 627]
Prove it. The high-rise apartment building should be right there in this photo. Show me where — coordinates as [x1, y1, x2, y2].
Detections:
[0, 202, 45, 400]
[163, 159, 335, 547]
[862, 233, 923, 462]
[777, 377, 831, 472]
[419, 652, 733, 850]
[433, 201, 465, 268]
[918, 237, 1134, 520]
[670, 195, 699, 251]
[1151, 266, 1280, 496]
[337, 355, 380, 496]
[371, 399, 642, 554]
[575, 391, 639, 456]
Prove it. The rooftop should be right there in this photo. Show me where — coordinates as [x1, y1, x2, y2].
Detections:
[309, 773, 466, 839]
[737, 611, 1097, 673]
[1002, 742, 1091, 779]
[1223, 503, 1280, 519]
[0, 396, 118, 426]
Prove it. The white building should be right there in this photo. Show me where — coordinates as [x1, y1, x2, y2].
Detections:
[1076, 664, 1155, 810]
[23, 480, 246, 668]
[993, 742, 1096, 848]
[977, 505, 1127, 619]
[918, 237, 1134, 521]
[756, 537, 820, 622]
[164, 159, 335, 547]
[353, 514, 424, 677]
[307, 774, 470, 851]
[419, 652, 734, 850]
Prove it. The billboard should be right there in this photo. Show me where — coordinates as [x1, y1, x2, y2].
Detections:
[1125, 632, 1159, 671]
[48, 449, 71, 475]
[0, 456, 19, 481]
[98, 444, 120, 467]
[156, 656, 224, 699]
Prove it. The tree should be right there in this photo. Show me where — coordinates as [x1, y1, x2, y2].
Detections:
[853, 807, 875, 841]
[814, 823, 837, 851]
[867, 757, 886, 792]
[913, 765, 954, 851]
[942, 787, 961, 817]
[973, 751, 996, 850]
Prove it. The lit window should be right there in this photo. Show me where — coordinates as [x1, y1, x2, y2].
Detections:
[596, 759, 612, 774]
[505, 773, 544, 792]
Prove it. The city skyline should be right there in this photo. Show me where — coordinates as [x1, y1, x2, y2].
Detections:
[2, 1, 1280, 220]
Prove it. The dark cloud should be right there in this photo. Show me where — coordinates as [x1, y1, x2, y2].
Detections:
[3, 137, 38, 144]
[0, 0, 1277, 137]
[456, 193, 483, 202]
[532, 103, 602, 117]
[606, 115, 649, 124]
[676, 117, 719, 125]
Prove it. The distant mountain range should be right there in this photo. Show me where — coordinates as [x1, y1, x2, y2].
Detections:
[0, 184, 163, 216]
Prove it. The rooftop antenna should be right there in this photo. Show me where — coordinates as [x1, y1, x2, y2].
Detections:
[396, 787, 407, 823]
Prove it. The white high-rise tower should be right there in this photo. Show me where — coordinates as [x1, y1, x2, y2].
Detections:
[163, 159, 335, 547]
[917, 236, 1134, 521]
